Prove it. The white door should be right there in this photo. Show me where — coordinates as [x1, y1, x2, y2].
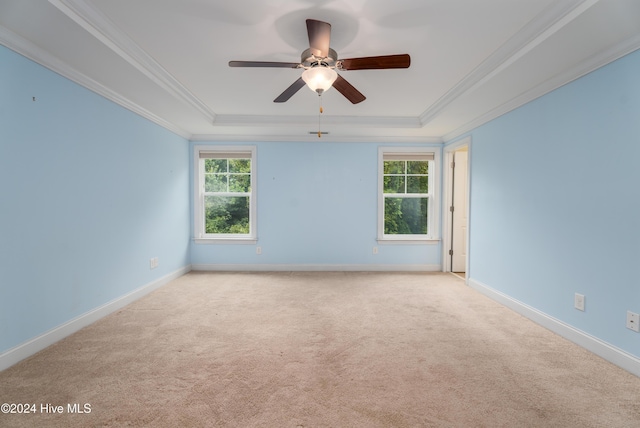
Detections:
[452, 150, 468, 272]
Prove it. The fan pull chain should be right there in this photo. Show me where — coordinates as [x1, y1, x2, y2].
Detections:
[317, 93, 323, 138]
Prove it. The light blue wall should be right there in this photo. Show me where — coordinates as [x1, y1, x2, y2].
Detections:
[190, 141, 442, 268]
[0, 46, 191, 354]
[466, 48, 640, 358]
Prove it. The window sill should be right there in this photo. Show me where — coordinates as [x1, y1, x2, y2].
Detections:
[194, 237, 257, 245]
[377, 238, 440, 245]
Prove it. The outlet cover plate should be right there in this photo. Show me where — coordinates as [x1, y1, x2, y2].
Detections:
[627, 311, 639, 332]
[574, 293, 585, 311]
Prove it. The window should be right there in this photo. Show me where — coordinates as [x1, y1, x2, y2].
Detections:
[378, 148, 439, 242]
[194, 146, 256, 242]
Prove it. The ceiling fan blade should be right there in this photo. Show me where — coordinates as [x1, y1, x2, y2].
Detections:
[229, 60, 300, 68]
[332, 75, 366, 104]
[274, 77, 306, 103]
[306, 19, 331, 58]
[339, 54, 411, 71]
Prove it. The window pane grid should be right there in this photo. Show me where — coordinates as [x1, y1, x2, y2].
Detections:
[383, 160, 429, 194]
[382, 158, 431, 237]
[199, 152, 254, 237]
[204, 159, 251, 194]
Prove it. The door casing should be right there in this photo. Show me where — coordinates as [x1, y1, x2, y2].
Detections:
[442, 137, 471, 279]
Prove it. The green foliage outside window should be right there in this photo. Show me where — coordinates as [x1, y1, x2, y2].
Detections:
[204, 158, 251, 234]
[205, 196, 250, 234]
[384, 198, 428, 234]
[383, 160, 429, 235]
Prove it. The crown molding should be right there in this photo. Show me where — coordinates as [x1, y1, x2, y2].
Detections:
[0, 25, 191, 139]
[199, 114, 438, 143]
[212, 114, 422, 128]
[444, 33, 640, 142]
[419, 0, 597, 127]
[48, 0, 215, 124]
[190, 134, 443, 144]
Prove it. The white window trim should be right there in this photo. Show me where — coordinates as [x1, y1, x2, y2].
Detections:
[377, 146, 441, 243]
[193, 145, 257, 244]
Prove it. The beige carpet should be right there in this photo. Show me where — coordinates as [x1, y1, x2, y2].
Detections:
[1, 272, 639, 427]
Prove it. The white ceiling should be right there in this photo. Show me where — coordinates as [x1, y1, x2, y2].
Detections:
[1, 0, 639, 142]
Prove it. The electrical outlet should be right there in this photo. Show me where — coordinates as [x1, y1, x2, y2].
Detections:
[627, 311, 639, 332]
[372, 246, 378, 254]
[149, 257, 159, 269]
[256, 246, 262, 255]
[574, 293, 585, 311]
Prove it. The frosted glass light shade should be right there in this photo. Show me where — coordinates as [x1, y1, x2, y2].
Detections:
[302, 66, 338, 94]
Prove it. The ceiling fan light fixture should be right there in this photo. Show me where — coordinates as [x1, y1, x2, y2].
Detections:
[302, 66, 337, 94]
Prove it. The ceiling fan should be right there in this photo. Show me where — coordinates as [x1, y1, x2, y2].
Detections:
[229, 19, 411, 104]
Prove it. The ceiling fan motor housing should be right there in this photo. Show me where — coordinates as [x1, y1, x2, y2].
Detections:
[301, 48, 338, 69]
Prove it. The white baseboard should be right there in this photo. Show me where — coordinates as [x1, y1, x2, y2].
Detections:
[191, 263, 442, 272]
[0, 265, 192, 372]
[468, 278, 640, 378]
